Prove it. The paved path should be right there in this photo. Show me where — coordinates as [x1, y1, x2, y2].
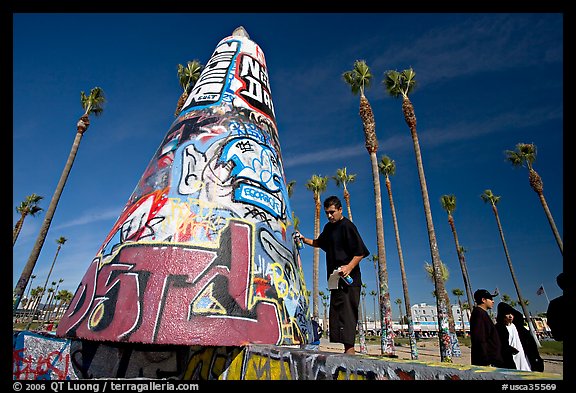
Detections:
[319, 338, 563, 377]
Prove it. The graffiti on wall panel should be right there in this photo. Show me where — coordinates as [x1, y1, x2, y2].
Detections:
[13, 331, 77, 380]
[183, 346, 243, 380]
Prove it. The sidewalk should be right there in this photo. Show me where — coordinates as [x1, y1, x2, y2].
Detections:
[318, 338, 563, 376]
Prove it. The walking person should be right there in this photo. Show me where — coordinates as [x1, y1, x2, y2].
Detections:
[296, 195, 370, 355]
[546, 272, 566, 341]
[495, 302, 544, 371]
[470, 289, 503, 367]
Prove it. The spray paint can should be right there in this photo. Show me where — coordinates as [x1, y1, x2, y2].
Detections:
[338, 267, 353, 285]
[293, 233, 304, 250]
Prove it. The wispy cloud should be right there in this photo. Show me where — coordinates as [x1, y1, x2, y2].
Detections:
[419, 105, 563, 148]
[53, 207, 121, 230]
[371, 14, 562, 89]
[284, 104, 562, 168]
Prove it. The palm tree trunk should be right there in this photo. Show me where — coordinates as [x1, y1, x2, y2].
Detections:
[343, 188, 353, 221]
[25, 244, 62, 329]
[14, 131, 84, 310]
[491, 205, 541, 347]
[385, 177, 418, 359]
[24, 276, 35, 308]
[312, 194, 321, 320]
[372, 297, 377, 334]
[404, 97, 453, 362]
[323, 300, 328, 335]
[372, 257, 380, 300]
[369, 152, 395, 356]
[449, 218, 475, 313]
[358, 301, 367, 353]
[175, 91, 189, 117]
[13, 214, 25, 245]
[538, 192, 563, 255]
[457, 298, 466, 336]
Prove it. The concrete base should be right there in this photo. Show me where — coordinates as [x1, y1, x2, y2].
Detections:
[13, 331, 562, 380]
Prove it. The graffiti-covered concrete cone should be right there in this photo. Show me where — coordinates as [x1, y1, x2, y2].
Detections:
[56, 27, 313, 346]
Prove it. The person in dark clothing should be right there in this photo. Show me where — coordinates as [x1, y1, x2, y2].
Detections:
[546, 272, 566, 341]
[470, 289, 503, 367]
[296, 195, 369, 355]
[495, 302, 544, 372]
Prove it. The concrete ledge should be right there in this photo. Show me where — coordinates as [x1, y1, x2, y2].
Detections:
[13, 331, 561, 380]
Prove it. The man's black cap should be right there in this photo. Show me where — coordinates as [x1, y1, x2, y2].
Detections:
[474, 289, 498, 303]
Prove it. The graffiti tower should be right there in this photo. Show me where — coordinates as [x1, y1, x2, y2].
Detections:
[56, 27, 313, 347]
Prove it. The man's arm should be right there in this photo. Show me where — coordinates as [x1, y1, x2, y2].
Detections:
[339, 255, 363, 277]
[296, 232, 319, 248]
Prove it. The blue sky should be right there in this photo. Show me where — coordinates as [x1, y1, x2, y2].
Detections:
[12, 13, 565, 320]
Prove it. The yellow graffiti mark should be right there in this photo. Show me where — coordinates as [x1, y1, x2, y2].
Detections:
[224, 350, 246, 380]
[164, 197, 225, 241]
[183, 347, 216, 380]
[335, 369, 369, 380]
[269, 262, 289, 298]
[183, 347, 244, 380]
[89, 302, 104, 328]
[244, 354, 292, 380]
[191, 282, 226, 315]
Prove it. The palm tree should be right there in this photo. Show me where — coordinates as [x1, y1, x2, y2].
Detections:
[286, 180, 300, 232]
[305, 174, 328, 320]
[378, 154, 418, 359]
[424, 261, 461, 357]
[291, 213, 300, 232]
[26, 286, 44, 324]
[384, 68, 453, 362]
[13, 194, 44, 246]
[440, 194, 474, 311]
[462, 302, 471, 328]
[505, 143, 563, 255]
[481, 189, 540, 346]
[343, 59, 394, 356]
[358, 285, 368, 354]
[46, 278, 64, 322]
[54, 289, 74, 322]
[23, 274, 36, 309]
[370, 290, 378, 333]
[25, 236, 67, 329]
[501, 293, 514, 308]
[371, 254, 380, 299]
[14, 87, 105, 310]
[395, 298, 404, 336]
[319, 290, 330, 334]
[287, 180, 296, 198]
[42, 284, 56, 324]
[332, 168, 357, 221]
[361, 283, 369, 332]
[175, 60, 203, 116]
[452, 288, 467, 336]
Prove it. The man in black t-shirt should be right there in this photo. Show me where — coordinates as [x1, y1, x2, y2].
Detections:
[296, 195, 370, 354]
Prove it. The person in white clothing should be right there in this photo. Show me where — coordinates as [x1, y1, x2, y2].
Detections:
[495, 302, 544, 372]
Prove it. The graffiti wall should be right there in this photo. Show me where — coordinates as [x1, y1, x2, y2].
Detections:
[56, 28, 313, 346]
[15, 332, 559, 381]
[13, 331, 78, 380]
